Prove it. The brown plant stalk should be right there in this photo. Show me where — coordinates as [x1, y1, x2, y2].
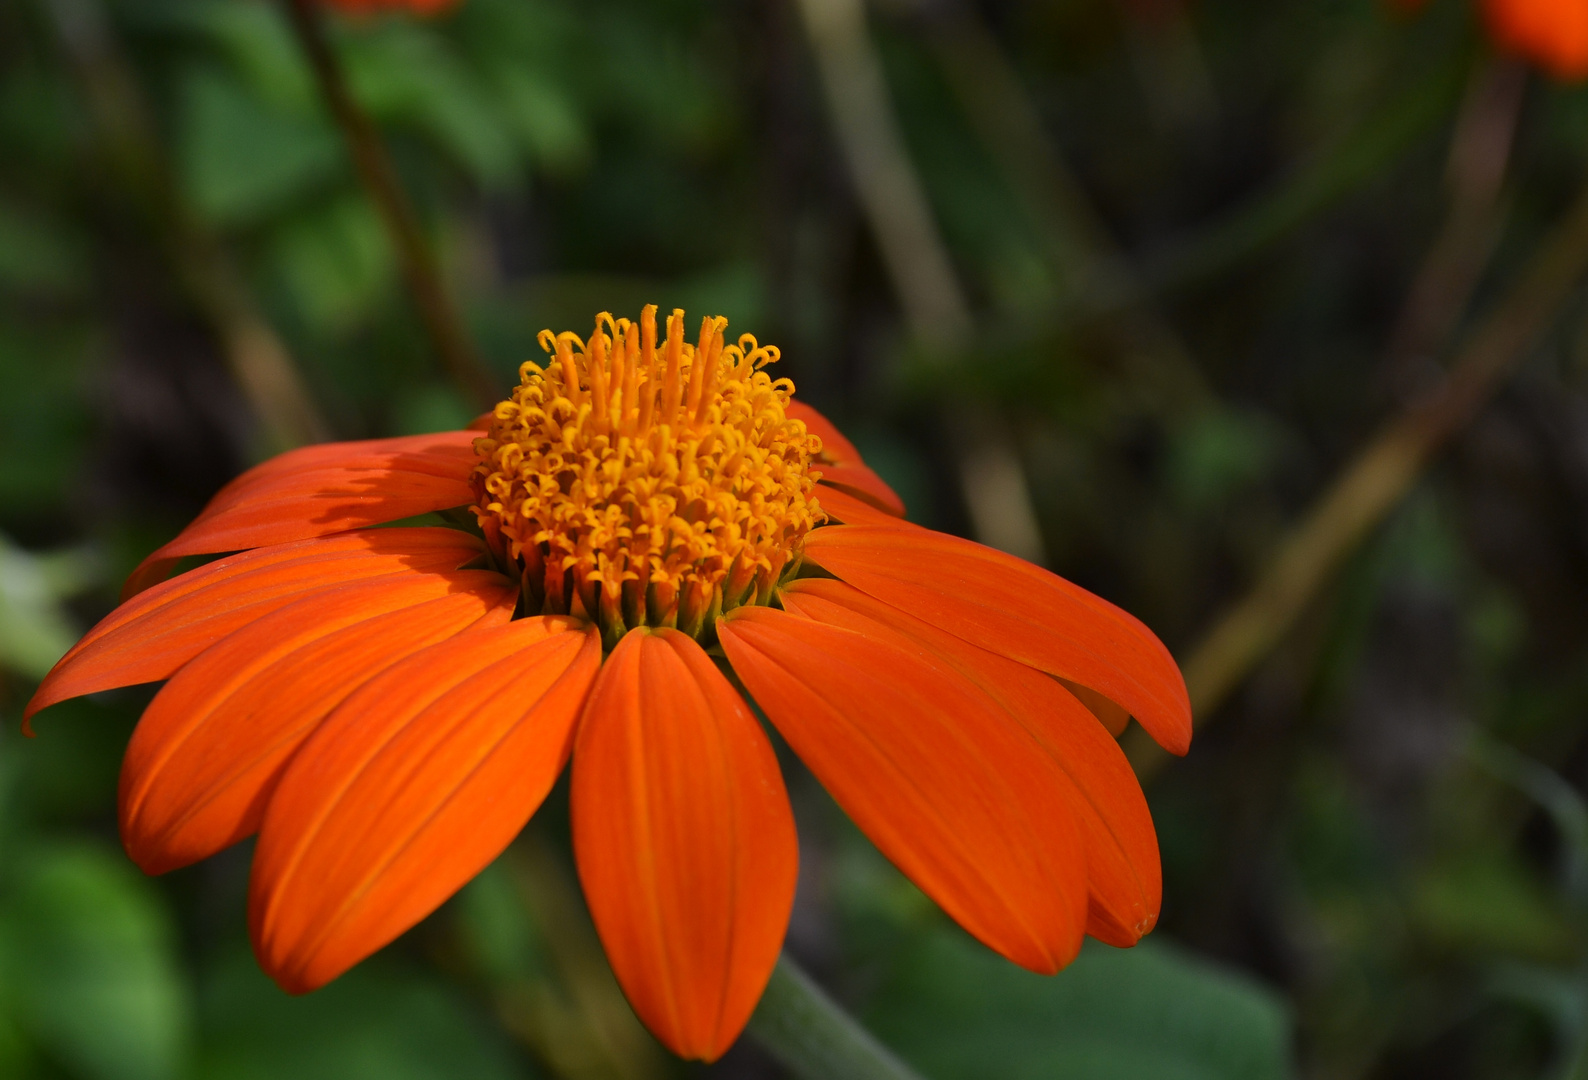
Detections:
[794, 0, 1049, 565]
[282, 0, 500, 410]
[1129, 90, 1588, 781]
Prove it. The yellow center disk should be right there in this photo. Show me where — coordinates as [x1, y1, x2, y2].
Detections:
[471, 305, 826, 644]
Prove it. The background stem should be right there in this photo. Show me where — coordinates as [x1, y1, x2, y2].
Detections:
[747, 954, 925, 1080]
[1128, 163, 1588, 779]
[281, 0, 500, 410]
[794, 0, 1046, 565]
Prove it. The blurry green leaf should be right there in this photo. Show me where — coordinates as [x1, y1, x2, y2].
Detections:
[268, 194, 393, 334]
[157, 1, 319, 113]
[344, 24, 520, 187]
[0, 842, 190, 1080]
[453, 861, 551, 986]
[672, 261, 767, 330]
[178, 65, 340, 227]
[6, 697, 137, 823]
[1411, 850, 1579, 960]
[196, 949, 534, 1080]
[868, 931, 1294, 1080]
[1465, 730, 1588, 909]
[0, 326, 93, 513]
[597, 17, 728, 152]
[488, 67, 590, 175]
[0, 199, 87, 296]
[453, 0, 590, 173]
[0, 59, 83, 170]
[391, 382, 474, 435]
[0, 1009, 33, 1078]
[0, 534, 98, 681]
[1489, 962, 1588, 1047]
[1465, 583, 1527, 674]
[1164, 407, 1287, 512]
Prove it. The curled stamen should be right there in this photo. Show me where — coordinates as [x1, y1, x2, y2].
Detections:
[470, 308, 825, 645]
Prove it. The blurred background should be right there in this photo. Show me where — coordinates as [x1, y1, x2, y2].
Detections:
[4, 0, 1588, 1076]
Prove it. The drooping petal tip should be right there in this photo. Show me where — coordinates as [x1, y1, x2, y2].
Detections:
[572, 628, 798, 1061]
[802, 525, 1192, 756]
[720, 606, 1089, 975]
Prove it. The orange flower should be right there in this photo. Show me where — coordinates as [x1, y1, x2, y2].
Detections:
[26, 307, 1190, 1061]
[1484, 0, 1588, 78]
[1395, 0, 1588, 80]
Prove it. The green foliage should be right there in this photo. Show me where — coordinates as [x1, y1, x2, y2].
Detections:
[195, 950, 534, 1080]
[0, 842, 191, 1080]
[0, 533, 96, 681]
[177, 64, 340, 227]
[1163, 406, 1290, 512]
[0, 326, 95, 515]
[267, 193, 394, 334]
[0, 198, 88, 296]
[868, 932, 1293, 1080]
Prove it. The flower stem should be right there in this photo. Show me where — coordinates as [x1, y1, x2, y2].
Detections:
[281, 0, 500, 409]
[746, 955, 924, 1080]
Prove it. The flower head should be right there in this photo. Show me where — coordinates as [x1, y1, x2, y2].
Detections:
[473, 309, 822, 644]
[26, 307, 1191, 1062]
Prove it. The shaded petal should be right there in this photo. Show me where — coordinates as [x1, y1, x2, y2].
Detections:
[25, 528, 485, 728]
[814, 485, 913, 528]
[572, 628, 797, 1062]
[787, 400, 864, 465]
[250, 617, 600, 994]
[787, 400, 906, 516]
[123, 432, 478, 598]
[121, 573, 515, 874]
[803, 525, 1191, 755]
[1058, 679, 1132, 739]
[778, 578, 1159, 946]
[718, 606, 1087, 974]
[816, 466, 906, 517]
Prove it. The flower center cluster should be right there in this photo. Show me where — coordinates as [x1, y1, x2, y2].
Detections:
[472, 306, 825, 645]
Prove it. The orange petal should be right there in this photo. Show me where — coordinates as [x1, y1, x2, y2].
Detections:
[121, 574, 515, 874]
[1058, 679, 1132, 739]
[571, 628, 797, 1062]
[250, 618, 600, 994]
[803, 525, 1192, 755]
[778, 578, 1159, 946]
[814, 485, 913, 528]
[787, 400, 906, 516]
[787, 400, 864, 465]
[123, 432, 478, 598]
[817, 465, 906, 517]
[24, 528, 485, 728]
[718, 607, 1087, 974]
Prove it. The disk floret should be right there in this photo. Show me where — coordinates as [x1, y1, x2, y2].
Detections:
[472, 306, 825, 644]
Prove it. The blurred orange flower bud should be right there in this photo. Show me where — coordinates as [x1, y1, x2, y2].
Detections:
[1482, 0, 1588, 79]
[1393, 0, 1588, 81]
